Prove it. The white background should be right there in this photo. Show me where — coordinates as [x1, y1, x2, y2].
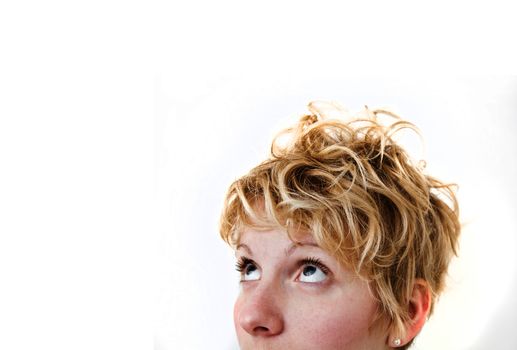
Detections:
[1, 1, 516, 350]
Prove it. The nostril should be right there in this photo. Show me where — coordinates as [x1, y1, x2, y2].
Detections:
[253, 326, 270, 334]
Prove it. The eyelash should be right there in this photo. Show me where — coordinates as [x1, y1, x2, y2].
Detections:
[235, 256, 330, 276]
[235, 256, 255, 273]
[299, 257, 330, 275]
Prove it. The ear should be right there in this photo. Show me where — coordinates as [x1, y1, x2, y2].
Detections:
[389, 279, 432, 348]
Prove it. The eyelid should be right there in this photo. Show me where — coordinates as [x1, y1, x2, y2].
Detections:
[298, 257, 331, 275]
[297, 257, 332, 283]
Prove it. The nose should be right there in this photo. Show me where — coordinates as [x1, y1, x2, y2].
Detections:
[236, 285, 285, 337]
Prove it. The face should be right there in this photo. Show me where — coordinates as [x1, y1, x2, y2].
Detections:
[233, 227, 388, 350]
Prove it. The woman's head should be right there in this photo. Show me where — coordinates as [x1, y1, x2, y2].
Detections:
[219, 101, 461, 349]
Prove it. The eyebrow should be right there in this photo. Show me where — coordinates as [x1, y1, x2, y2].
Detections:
[236, 241, 320, 256]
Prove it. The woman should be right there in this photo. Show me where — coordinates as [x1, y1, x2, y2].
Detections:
[218, 101, 461, 349]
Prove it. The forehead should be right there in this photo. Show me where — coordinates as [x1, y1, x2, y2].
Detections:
[236, 227, 320, 255]
[237, 225, 316, 243]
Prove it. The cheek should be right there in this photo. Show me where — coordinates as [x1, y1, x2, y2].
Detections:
[288, 292, 379, 347]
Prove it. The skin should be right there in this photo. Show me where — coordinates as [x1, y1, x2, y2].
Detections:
[233, 227, 390, 350]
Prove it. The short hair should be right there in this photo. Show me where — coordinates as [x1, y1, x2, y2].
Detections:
[219, 101, 461, 347]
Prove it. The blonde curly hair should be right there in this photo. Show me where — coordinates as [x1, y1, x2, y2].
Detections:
[219, 100, 461, 348]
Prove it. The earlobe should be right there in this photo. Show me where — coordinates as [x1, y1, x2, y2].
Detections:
[389, 279, 432, 347]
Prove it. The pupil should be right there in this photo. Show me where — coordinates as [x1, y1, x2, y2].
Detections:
[246, 265, 256, 275]
[303, 266, 316, 276]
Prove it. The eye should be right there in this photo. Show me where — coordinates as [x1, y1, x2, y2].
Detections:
[235, 256, 261, 281]
[298, 257, 329, 283]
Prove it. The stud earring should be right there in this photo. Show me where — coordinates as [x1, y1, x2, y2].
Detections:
[393, 338, 401, 346]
